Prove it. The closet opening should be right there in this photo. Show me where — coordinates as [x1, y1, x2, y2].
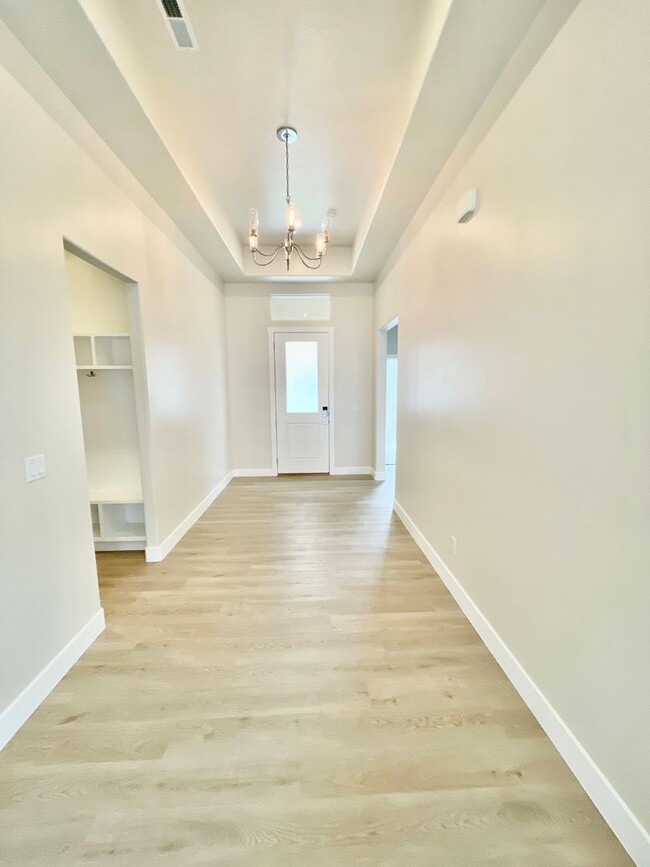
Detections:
[385, 323, 398, 469]
[375, 315, 399, 486]
[63, 242, 152, 555]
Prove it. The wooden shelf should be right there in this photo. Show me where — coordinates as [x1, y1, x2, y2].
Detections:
[76, 365, 133, 371]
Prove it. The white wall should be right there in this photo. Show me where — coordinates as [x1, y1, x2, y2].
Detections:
[0, 49, 230, 737]
[225, 283, 374, 473]
[139, 224, 230, 542]
[66, 251, 130, 333]
[375, 0, 650, 856]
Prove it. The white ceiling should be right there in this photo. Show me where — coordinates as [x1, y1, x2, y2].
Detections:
[0, 0, 567, 282]
[79, 0, 438, 246]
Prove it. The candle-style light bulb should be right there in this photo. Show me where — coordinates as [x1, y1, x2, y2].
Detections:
[316, 233, 326, 256]
[321, 208, 336, 242]
[286, 202, 299, 232]
[248, 208, 259, 251]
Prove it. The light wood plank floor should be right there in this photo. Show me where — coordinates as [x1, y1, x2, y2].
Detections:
[0, 475, 633, 865]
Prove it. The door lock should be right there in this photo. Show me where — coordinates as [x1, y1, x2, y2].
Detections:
[322, 406, 329, 424]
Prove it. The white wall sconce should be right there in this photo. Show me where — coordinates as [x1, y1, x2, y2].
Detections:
[456, 189, 479, 223]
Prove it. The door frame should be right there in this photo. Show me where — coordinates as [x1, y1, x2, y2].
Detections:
[267, 326, 335, 475]
[374, 315, 399, 481]
[62, 238, 158, 554]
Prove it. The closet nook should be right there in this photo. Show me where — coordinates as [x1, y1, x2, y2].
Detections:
[65, 250, 146, 551]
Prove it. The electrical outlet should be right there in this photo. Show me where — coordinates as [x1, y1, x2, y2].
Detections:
[25, 454, 47, 483]
[451, 535, 457, 555]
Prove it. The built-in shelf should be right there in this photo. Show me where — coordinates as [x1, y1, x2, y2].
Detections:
[76, 365, 132, 371]
[86, 459, 145, 544]
[67, 253, 147, 554]
[73, 333, 132, 370]
[90, 501, 145, 543]
[89, 485, 143, 504]
[75, 339, 144, 550]
[96, 335, 131, 366]
[74, 335, 93, 366]
[86, 453, 142, 502]
[98, 502, 145, 542]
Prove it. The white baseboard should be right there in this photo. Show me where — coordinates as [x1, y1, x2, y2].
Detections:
[0, 608, 105, 751]
[373, 469, 386, 481]
[393, 499, 649, 867]
[145, 471, 233, 562]
[234, 468, 374, 478]
[330, 466, 373, 476]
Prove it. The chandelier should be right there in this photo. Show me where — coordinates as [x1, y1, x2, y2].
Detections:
[248, 127, 335, 271]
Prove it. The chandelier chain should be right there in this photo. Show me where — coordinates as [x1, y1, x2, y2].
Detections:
[285, 133, 290, 205]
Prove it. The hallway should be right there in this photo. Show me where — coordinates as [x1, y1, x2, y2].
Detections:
[0, 476, 631, 865]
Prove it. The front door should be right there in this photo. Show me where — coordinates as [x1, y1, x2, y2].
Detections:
[274, 332, 330, 474]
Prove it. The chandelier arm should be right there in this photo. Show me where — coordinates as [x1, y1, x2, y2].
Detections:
[293, 243, 323, 262]
[294, 246, 323, 270]
[252, 245, 284, 266]
[251, 242, 284, 258]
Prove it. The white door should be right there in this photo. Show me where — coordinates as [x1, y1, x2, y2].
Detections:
[274, 332, 330, 474]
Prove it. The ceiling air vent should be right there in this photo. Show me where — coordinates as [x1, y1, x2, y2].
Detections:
[161, 0, 182, 16]
[157, 0, 198, 51]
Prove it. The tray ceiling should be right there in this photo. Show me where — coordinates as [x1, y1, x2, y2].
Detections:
[0, 0, 572, 281]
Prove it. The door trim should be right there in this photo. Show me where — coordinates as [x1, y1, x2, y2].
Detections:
[267, 327, 335, 475]
[374, 315, 399, 481]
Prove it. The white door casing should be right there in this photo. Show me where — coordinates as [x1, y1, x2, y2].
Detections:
[273, 331, 330, 474]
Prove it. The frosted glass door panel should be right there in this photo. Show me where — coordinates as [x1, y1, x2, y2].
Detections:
[285, 341, 318, 414]
[274, 332, 329, 474]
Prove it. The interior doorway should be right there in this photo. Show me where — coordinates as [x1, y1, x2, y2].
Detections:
[385, 323, 398, 466]
[63, 243, 153, 554]
[270, 328, 332, 474]
[375, 315, 399, 481]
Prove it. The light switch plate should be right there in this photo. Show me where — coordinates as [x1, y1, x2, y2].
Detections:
[25, 454, 46, 483]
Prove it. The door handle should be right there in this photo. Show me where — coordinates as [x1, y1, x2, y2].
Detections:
[322, 406, 329, 424]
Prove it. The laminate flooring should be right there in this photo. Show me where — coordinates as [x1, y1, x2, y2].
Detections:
[0, 474, 634, 865]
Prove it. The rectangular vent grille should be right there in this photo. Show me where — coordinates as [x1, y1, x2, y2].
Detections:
[157, 0, 197, 50]
[161, 0, 182, 18]
[170, 18, 194, 48]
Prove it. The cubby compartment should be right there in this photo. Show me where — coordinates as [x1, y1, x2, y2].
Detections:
[94, 335, 131, 366]
[99, 503, 145, 541]
[74, 335, 93, 366]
